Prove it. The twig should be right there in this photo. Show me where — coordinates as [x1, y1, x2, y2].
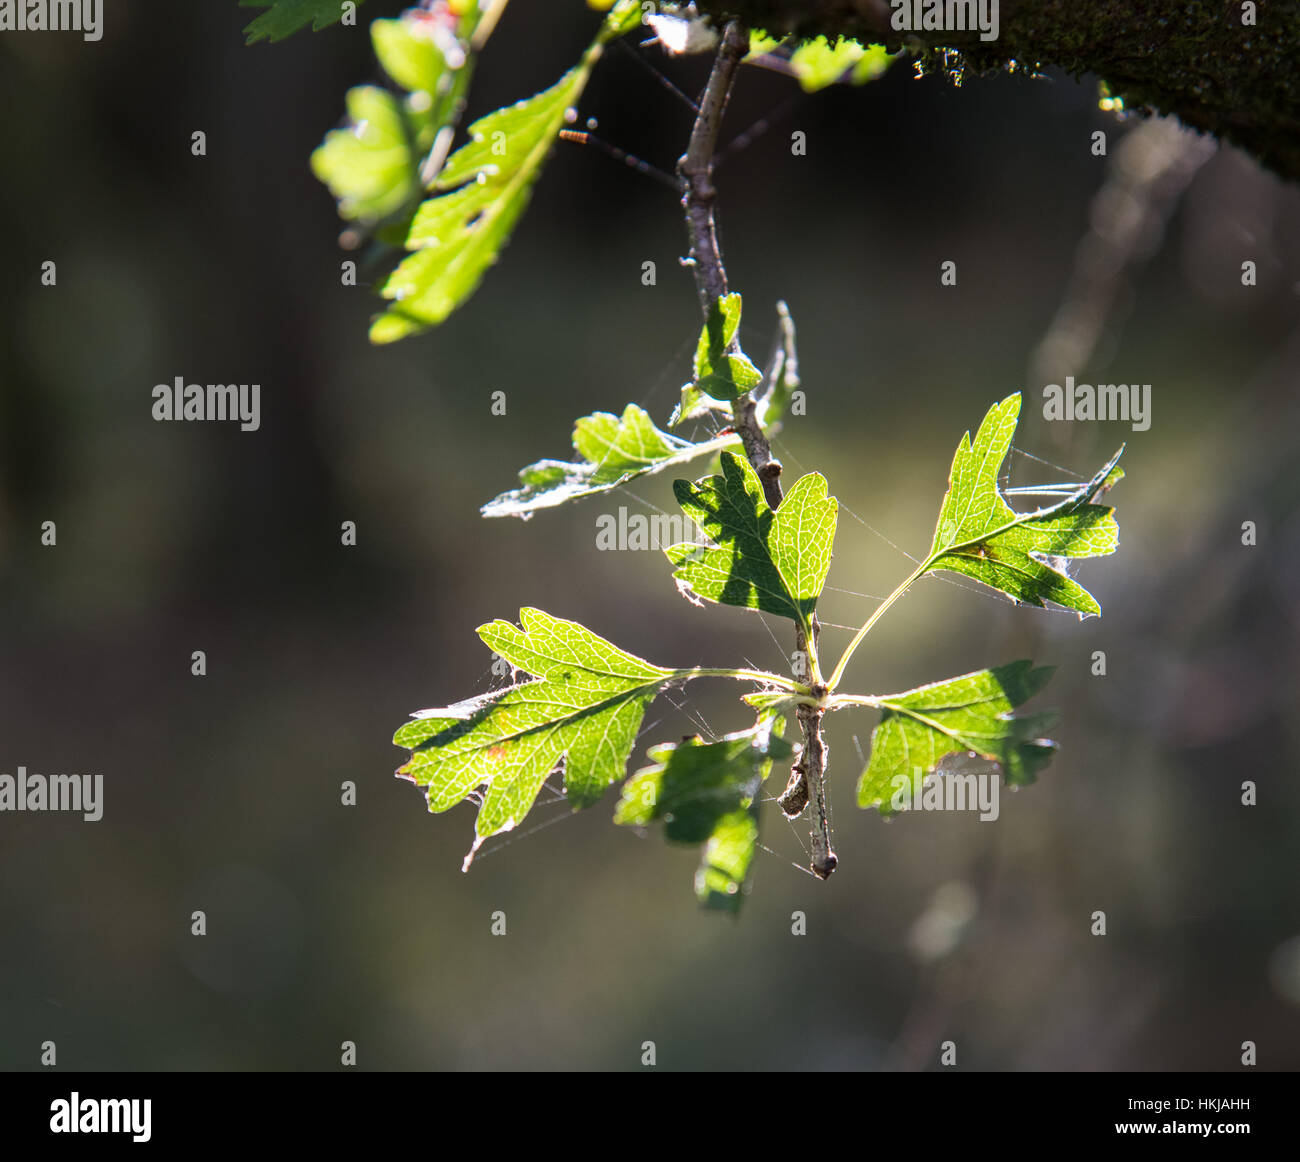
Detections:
[677, 20, 836, 879]
[678, 21, 746, 315]
[558, 130, 684, 193]
[614, 37, 700, 114]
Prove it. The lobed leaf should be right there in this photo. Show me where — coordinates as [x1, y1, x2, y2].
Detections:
[691, 292, 762, 402]
[674, 298, 800, 428]
[482, 404, 738, 518]
[857, 662, 1058, 814]
[394, 608, 678, 867]
[371, 0, 640, 342]
[372, 70, 580, 342]
[667, 452, 837, 636]
[924, 393, 1123, 615]
[311, 11, 471, 226]
[312, 86, 417, 223]
[615, 719, 794, 911]
[371, 14, 453, 96]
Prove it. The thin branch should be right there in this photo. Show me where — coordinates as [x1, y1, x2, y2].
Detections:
[679, 21, 746, 315]
[677, 19, 837, 879]
[827, 558, 931, 692]
[614, 37, 700, 115]
[558, 130, 684, 193]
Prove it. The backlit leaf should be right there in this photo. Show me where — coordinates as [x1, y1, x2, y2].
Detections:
[857, 662, 1058, 814]
[370, 0, 640, 342]
[311, 10, 473, 225]
[923, 393, 1123, 615]
[744, 32, 897, 91]
[482, 404, 738, 518]
[394, 608, 678, 866]
[673, 298, 799, 428]
[666, 451, 837, 636]
[691, 292, 762, 402]
[615, 719, 794, 910]
[311, 86, 416, 223]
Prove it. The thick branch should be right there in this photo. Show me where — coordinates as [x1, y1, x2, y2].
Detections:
[697, 0, 1300, 183]
[678, 20, 837, 879]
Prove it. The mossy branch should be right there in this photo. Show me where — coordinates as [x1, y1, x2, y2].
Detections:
[697, 0, 1300, 182]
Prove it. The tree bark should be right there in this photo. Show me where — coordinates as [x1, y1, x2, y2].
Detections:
[696, 0, 1300, 183]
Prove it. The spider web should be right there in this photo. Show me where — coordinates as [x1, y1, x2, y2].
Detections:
[459, 69, 1104, 878]
[468, 323, 1106, 878]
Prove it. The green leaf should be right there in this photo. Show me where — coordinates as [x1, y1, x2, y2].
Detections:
[669, 383, 730, 428]
[312, 12, 472, 226]
[481, 404, 738, 518]
[370, 2, 639, 342]
[856, 662, 1058, 814]
[850, 43, 895, 84]
[311, 86, 417, 224]
[666, 451, 837, 635]
[695, 811, 760, 912]
[923, 393, 1123, 615]
[691, 292, 763, 402]
[615, 720, 794, 911]
[672, 298, 798, 428]
[595, 0, 645, 40]
[744, 33, 897, 91]
[787, 37, 872, 91]
[370, 67, 586, 342]
[371, 15, 451, 98]
[394, 608, 680, 866]
[240, 0, 366, 44]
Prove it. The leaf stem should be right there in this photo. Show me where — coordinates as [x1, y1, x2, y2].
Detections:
[826, 556, 933, 692]
[825, 693, 883, 711]
[801, 625, 822, 686]
[673, 666, 810, 694]
[471, 0, 510, 49]
[826, 438, 1124, 692]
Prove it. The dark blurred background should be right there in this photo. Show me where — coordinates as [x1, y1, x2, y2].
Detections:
[1, 1, 1297, 1071]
